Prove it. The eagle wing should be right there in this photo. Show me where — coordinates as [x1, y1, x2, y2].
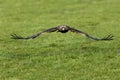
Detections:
[11, 27, 58, 39]
[69, 27, 113, 41]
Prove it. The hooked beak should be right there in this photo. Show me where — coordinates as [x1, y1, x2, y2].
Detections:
[62, 28, 65, 30]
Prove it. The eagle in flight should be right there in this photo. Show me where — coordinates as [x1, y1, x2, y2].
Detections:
[11, 25, 113, 41]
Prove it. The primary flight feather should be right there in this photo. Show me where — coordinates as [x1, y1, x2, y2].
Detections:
[10, 25, 113, 41]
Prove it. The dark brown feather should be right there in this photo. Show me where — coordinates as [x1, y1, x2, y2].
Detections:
[11, 27, 58, 39]
[10, 25, 113, 41]
[69, 27, 113, 41]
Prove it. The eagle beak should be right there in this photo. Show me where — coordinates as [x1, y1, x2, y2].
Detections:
[62, 28, 65, 30]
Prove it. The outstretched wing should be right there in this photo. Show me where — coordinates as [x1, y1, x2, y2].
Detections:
[69, 27, 113, 41]
[11, 27, 58, 39]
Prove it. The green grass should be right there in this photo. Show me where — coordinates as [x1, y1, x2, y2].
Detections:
[0, 0, 120, 80]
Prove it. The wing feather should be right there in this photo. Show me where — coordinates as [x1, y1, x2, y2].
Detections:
[11, 27, 58, 39]
[69, 27, 113, 41]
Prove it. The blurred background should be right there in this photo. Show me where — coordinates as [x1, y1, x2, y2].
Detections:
[0, 0, 120, 80]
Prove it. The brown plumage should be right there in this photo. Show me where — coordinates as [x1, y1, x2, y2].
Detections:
[10, 25, 113, 41]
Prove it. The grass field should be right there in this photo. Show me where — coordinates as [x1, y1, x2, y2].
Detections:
[0, 0, 120, 80]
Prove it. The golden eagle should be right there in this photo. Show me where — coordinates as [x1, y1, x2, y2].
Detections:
[11, 25, 113, 41]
